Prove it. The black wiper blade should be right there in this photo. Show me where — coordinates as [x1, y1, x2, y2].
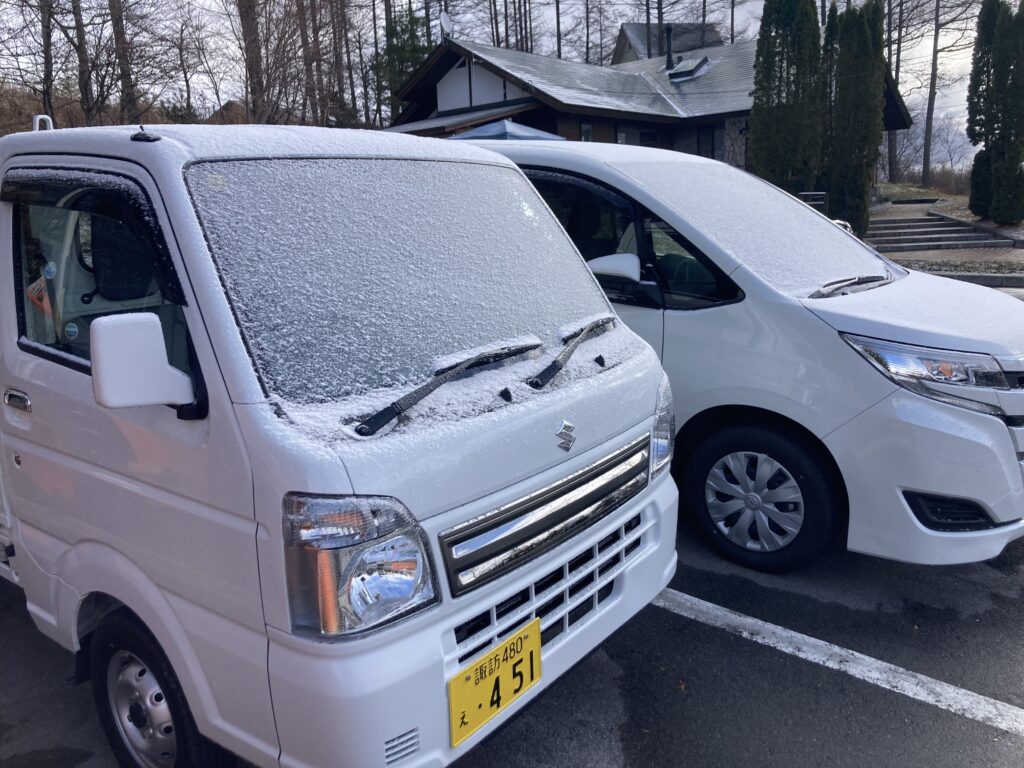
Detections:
[808, 272, 891, 299]
[528, 315, 615, 390]
[355, 339, 543, 436]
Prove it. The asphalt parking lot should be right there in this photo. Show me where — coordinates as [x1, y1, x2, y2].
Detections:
[4, 510, 1024, 768]
[4, 284, 1024, 768]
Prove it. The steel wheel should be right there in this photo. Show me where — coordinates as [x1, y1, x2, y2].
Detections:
[106, 650, 177, 768]
[704, 450, 805, 552]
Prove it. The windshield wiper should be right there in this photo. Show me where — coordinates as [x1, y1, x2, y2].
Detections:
[528, 315, 615, 390]
[355, 339, 543, 436]
[808, 272, 891, 299]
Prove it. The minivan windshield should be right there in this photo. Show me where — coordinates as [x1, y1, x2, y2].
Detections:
[186, 159, 609, 404]
[614, 161, 893, 298]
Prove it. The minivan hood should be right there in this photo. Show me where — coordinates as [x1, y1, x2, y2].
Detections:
[277, 326, 662, 522]
[802, 270, 1024, 358]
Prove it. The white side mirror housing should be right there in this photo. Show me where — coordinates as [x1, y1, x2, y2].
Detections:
[588, 252, 642, 283]
[91, 313, 195, 408]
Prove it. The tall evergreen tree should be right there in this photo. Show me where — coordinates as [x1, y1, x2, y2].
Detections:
[827, 2, 886, 236]
[967, 0, 1004, 217]
[967, 0, 1003, 147]
[990, 2, 1024, 225]
[819, 3, 840, 191]
[748, 0, 823, 194]
[378, 7, 432, 116]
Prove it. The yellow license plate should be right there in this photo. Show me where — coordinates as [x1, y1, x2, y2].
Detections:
[448, 618, 542, 747]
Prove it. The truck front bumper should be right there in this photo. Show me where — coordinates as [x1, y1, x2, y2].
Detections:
[266, 471, 678, 768]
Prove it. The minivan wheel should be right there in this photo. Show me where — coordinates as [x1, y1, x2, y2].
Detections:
[90, 612, 234, 768]
[683, 425, 840, 572]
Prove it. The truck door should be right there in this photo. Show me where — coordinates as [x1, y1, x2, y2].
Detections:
[0, 158, 276, 751]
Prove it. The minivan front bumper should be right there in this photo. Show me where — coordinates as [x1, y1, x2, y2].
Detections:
[825, 389, 1024, 564]
[265, 470, 677, 768]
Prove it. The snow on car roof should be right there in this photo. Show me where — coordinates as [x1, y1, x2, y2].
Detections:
[469, 139, 718, 167]
[0, 124, 513, 169]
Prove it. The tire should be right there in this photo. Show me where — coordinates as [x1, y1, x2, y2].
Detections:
[89, 611, 235, 768]
[682, 425, 842, 572]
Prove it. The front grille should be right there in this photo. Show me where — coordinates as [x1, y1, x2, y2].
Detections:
[438, 435, 650, 597]
[451, 510, 648, 664]
[383, 727, 420, 765]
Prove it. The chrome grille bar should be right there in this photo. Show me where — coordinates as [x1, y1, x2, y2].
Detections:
[439, 435, 650, 596]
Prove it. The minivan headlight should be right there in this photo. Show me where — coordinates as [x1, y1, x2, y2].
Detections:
[651, 373, 675, 478]
[842, 334, 1007, 416]
[283, 494, 438, 637]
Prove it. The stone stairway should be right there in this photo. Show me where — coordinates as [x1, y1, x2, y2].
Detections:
[865, 214, 1014, 253]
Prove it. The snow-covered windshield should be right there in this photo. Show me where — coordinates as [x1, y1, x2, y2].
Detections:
[186, 158, 609, 403]
[614, 161, 890, 297]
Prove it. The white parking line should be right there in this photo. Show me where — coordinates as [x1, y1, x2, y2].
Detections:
[654, 588, 1024, 737]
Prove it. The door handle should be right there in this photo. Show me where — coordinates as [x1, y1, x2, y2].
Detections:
[4, 389, 31, 413]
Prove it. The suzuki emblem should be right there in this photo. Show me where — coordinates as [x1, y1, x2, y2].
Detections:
[556, 421, 576, 452]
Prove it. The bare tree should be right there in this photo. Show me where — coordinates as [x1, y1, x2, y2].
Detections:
[919, 0, 979, 187]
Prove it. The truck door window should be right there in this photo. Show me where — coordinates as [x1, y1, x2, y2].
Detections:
[643, 215, 742, 310]
[3, 170, 193, 376]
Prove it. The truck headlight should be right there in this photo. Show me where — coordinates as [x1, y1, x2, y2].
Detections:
[283, 494, 438, 637]
[843, 334, 1007, 416]
[651, 373, 675, 478]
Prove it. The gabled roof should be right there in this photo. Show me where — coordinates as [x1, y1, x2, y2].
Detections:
[611, 38, 756, 118]
[454, 39, 681, 119]
[613, 22, 723, 63]
[393, 36, 911, 131]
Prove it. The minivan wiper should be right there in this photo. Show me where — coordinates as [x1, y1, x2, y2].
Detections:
[808, 272, 891, 299]
[528, 315, 615, 390]
[355, 339, 543, 436]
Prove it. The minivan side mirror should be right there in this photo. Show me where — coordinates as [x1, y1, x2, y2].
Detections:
[91, 313, 195, 408]
[588, 252, 641, 283]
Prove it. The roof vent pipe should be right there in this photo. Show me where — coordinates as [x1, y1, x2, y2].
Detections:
[665, 25, 674, 70]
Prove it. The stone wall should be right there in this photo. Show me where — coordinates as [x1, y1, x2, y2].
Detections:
[723, 117, 748, 169]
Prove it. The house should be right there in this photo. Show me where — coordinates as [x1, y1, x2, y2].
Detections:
[611, 22, 723, 63]
[389, 26, 912, 170]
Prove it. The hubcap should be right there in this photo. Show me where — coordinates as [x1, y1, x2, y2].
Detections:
[705, 451, 805, 552]
[106, 651, 177, 768]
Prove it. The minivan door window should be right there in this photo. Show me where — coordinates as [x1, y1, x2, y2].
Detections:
[643, 215, 742, 310]
[2, 170, 194, 379]
[526, 170, 661, 308]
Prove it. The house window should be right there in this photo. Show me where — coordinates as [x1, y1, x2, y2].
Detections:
[580, 121, 593, 142]
[639, 129, 659, 147]
[698, 125, 715, 158]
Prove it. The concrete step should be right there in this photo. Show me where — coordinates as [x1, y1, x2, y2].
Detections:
[868, 221, 971, 232]
[866, 232, 999, 245]
[875, 239, 1015, 253]
[866, 227, 979, 238]
[869, 216, 945, 225]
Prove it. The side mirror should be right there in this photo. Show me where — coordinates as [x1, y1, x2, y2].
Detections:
[588, 252, 641, 283]
[91, 313, 194, 408]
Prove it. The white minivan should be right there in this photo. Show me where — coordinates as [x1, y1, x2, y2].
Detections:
[476, 140, 1024, 572]
[0, 125, 678, 767]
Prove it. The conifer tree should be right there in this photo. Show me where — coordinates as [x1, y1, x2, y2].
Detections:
[818, 3, 840, 191]
[748, 0, 823, 194]
[967, 0, 1003, 217]
[990, 2, 1024, 225]
[967, 0, 1003, 147]
[826, 1, 885, 236]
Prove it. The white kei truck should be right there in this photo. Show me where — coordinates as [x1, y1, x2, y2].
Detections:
[0, 123, 678, 768]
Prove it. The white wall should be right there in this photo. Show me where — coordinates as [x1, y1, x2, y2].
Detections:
[471, 65, 505, 105]
[437, 61, 470, 112]
[436, 58, 525, 112]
